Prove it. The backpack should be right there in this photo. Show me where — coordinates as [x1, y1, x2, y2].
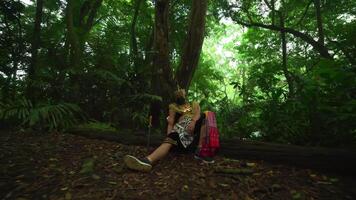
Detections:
[199, 111, 220, 157]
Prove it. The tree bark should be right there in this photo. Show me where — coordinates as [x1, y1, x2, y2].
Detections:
[64, 0, 103, 102]
[65, 0, 81, 69]
[149, 0, 209, 127]
[65, 0, 103, 69]
[176, 0, 208, 90]
[27, 0, 44, 102]
[150, 0, 175, 127]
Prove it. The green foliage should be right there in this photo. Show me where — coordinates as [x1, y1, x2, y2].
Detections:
[1, 98, 84, 131]
[0, 0, 355, 147]
[227, 58, 356, 146]
[124, 93, 162, 128]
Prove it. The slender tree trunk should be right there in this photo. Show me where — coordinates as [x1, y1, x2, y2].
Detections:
[176, 0, 208, 89]
[130, 0, 143, 66]
[279, 12, 294, 97]
[11, 17, 23, 100]
[271, 0, 275, 25]
[309, 0, 326, 140]
[143, 25, 155, 66]
[27, 0, 44, 102]
[2, 17, 13, 103]
[314, 0, 325, 46]
[65, 0, 81, 69]
[241, 66, 247, 105]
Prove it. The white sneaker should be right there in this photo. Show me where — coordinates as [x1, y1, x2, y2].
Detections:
[124, 155, 152, 172]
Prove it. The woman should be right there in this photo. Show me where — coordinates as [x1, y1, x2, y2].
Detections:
[124, 89, 214, 172]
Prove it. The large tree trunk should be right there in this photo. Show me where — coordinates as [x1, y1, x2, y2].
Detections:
[176, 0, 208, 90]
[64, 0, 103, 102]
[65, 0, 103, 69]
[149, 0, 209, 127]
[27, 0, 44, 102]
[68, 128, 356, 176]
[150, 0, 175, 127]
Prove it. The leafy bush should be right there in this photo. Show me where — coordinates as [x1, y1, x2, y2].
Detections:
[1, 98, 84, 131]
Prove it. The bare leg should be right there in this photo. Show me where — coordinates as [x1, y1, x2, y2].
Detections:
[146, 143, 173, 163]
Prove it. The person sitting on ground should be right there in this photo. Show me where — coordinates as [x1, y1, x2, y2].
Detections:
[124, 88, 214, 172]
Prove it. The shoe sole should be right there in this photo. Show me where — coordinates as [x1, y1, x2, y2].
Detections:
[124, 155, 152, 172]
[194, 155, 215, 164]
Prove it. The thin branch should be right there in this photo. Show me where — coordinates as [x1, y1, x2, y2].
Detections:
[241, 6, 254, 23]
[263, 0, 273, 10]
[293, 0, 313, 27]
[232, 17, 332, 59]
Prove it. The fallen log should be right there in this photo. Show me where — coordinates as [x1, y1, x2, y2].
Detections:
[219, 140, 356, 176]
[67, 128, 356, 176]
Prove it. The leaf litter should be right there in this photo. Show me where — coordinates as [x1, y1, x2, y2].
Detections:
[0, 131, 355, 200]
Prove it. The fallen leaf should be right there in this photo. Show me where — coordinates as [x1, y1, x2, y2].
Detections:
[330, 178, 339, 182]
[310, 174, 317, 178]
[246, 162, 256, 167]
[92, 174, 100, 180]
[61, 187, 68, 191]
[218, 183, 230, 188]
[317, 181, 332, 185]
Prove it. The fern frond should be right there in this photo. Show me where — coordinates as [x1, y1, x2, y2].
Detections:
[1, 97, 84, 131]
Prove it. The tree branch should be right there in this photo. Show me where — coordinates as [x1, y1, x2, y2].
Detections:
[293, 0, 313, 27]
[232, 18, 332, 59]
[85, 0, 103, 32]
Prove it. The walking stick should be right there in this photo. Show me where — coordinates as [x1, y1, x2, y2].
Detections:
[147, 115, 152, 149]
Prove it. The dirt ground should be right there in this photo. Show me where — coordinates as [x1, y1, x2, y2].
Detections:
[0, 131, 355, 200]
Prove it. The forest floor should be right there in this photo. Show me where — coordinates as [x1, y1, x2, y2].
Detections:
[0, 131, 356, 200]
